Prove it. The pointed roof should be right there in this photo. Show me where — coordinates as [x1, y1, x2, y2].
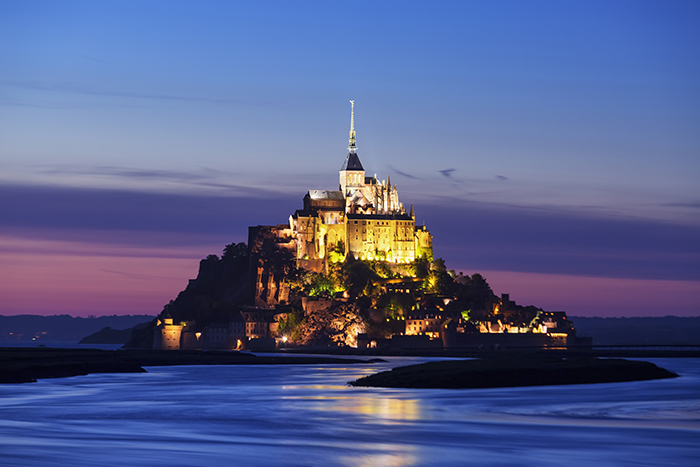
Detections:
[347, 100, 357, 153]
[341, 152, 364, 171]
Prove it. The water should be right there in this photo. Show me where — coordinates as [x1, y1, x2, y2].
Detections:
[0, 357, 698, 466]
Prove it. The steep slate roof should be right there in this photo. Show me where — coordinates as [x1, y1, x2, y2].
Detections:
[340, 152, 364, 171]
[307, 190, 344, 200]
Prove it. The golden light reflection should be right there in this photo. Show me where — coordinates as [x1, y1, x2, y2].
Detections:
[339, 452, 417, 467]
[292, 393, 422, 423]
[340, 397, 421, 422]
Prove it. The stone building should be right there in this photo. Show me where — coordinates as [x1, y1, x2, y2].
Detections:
[153, 316, 197, 350]
[292, 102, 433, 266]
[249, 102, 434, 305]
[201, 315, 246, 350]
[405, 312, 447, 339]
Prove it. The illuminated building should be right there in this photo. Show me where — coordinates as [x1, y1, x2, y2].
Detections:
[153, 316, 197, 350]
[405, 312, 444, 339]
[250, 101, 433, 305]
[291, 101, 433, 269]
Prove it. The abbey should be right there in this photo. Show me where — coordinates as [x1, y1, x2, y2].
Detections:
[291, 101, 433, 268]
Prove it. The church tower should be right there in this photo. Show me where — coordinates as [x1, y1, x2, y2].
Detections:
[339, 100, 365, 197]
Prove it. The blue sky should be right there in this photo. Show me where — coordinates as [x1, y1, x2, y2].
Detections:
[1, 0, 699, 316]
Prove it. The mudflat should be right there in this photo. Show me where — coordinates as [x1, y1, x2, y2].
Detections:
[0, 347, 370, 383]
[349, 357, 679, 389]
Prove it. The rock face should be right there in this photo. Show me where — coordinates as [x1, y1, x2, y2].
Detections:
[296, 302, 365, 347]
[349, 358, 679, 389]
[124, 244, 250, 349]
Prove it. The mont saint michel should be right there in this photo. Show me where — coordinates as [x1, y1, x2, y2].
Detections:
[132, 102, 589, 352]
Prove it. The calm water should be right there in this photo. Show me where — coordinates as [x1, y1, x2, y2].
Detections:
[0, 357, 698, 466]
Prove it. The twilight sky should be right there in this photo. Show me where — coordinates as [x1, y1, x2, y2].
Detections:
[1, 0, 699, 317]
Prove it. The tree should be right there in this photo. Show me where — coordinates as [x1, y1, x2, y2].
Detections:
[222, 242, 247, 263]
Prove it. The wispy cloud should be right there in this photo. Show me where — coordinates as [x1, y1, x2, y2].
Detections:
[420, 199, 700, 282]
[0, 80, 268, 107]
[0, 182, 291, 239]
[100, 269, 185, 281]
[439, 168, 456, 179]
[39, 165, 216, 183]
[25, 163, 286, 198]
[2, 182, 699, 283]
[662, 202, 700, 209]
[387, 165, 422, 180]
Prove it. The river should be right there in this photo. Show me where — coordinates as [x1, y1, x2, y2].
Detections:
[1, 357, 698, 466]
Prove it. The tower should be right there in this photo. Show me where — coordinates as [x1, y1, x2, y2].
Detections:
[339, 100, 365, 196]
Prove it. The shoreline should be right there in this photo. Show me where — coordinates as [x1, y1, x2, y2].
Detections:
[0, 346, 688, 387]
[349, 357, 680, 389]
[0, 347, 375, 384]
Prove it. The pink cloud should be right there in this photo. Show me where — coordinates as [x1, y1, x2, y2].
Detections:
[2, 234, 699, 318]
[0, 235, 221, 317]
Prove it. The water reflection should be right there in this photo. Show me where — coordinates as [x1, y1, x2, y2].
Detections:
[287, 390, 423, 423]
[339, 451, 418, 467]
[0, 358, 697, 467]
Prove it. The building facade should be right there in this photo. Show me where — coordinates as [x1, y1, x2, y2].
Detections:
[249, 102, 434, 305]
[290, 101, 433, 268]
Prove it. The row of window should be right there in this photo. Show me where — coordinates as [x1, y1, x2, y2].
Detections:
[352, 220, 413, 226]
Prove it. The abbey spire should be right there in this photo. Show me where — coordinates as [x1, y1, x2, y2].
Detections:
[347, 99, 357, 153]
[340, 100, 365, 196]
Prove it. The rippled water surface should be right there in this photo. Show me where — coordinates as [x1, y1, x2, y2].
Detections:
[1, 357, 698, 466]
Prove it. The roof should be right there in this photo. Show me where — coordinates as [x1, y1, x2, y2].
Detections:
[340, 152, 364, 171]
[293, 209, 320, 218]
[307, 190, 344, 200]
[347, 213, 413, 221]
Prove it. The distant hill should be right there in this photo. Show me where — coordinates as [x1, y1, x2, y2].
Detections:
[79, 322, 152, 344]
[0, 315, 155, 344]
[570, 316, 700, 346]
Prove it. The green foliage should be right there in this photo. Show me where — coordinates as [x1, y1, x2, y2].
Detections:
[409, 257, 430, 279]
[371, 261, 395, 279]
[288, 264, 348, 299]
[277, 311, 306, 341]
[376, 292, 416, 318]
[308, 273, 337, 297]
[342, 259, 380, 298]
[423, 258, 454, 295]
[374, 249, 386, 261]
[327, 241, 346, 263]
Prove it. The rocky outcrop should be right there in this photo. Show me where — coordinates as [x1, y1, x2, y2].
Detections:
[296, 302, 365, 347]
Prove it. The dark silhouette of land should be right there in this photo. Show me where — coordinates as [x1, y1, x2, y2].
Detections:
[349, 357, 679, 389]
[0, 347, 373, 384]
[79, 323, 151, 344]
[0, 315, 154, 343]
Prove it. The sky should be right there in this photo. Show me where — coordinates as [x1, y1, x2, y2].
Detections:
[1, 0, 699, 317]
